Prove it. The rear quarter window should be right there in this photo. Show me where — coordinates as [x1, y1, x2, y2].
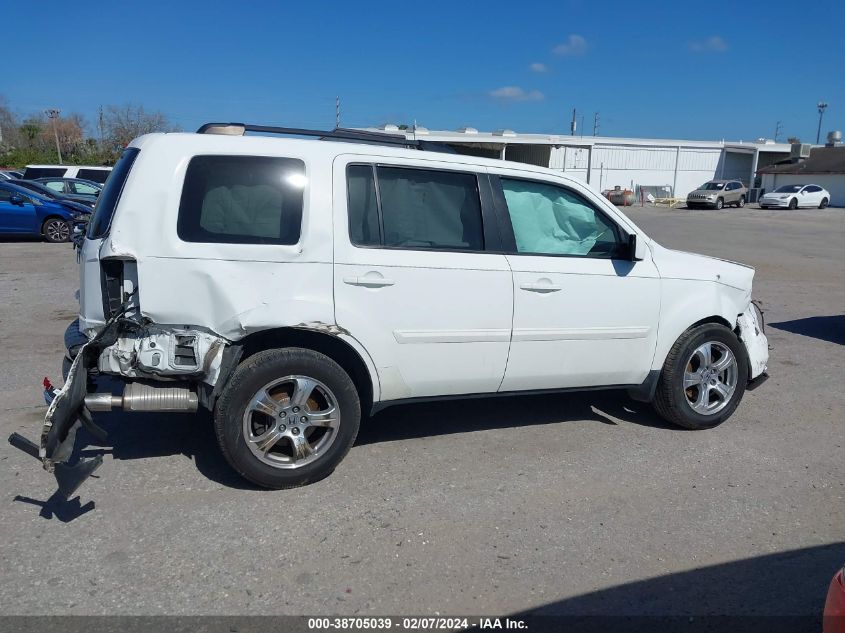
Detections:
[177, 155, 305, 245]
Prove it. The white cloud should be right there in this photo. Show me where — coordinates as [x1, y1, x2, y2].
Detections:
[553, 34, 587, 56]
[689, 35, 728, 52]
[489, 86, 545, 102]
[529, 62, 548, 73]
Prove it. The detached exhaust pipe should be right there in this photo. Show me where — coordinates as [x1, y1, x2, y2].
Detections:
[85, 383, 198, 412]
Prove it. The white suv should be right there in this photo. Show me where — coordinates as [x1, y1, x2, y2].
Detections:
[11, 123, 769, 494]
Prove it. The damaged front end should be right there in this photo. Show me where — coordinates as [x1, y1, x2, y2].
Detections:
[8, 307, 230, 499]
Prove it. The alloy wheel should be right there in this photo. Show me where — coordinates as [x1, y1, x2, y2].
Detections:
[242, 375, 340, 469]
[683, 341, 738, 415]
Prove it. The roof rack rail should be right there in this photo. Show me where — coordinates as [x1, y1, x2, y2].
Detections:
[197, 122, 413, 146]
[195, 122, 457, 154]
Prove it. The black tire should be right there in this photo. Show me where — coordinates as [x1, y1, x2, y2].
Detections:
[715, 197, 724, 210]
[42, 217, 70, 243]
[759, 205, 768, 210]
[819, 197, 829, 209]
[687, 203, 697, 210]
[736, 195, 745, 208]
[652, 323, 749, 430]
[788, 198, 798, 210]
[214, 347, 361, 489]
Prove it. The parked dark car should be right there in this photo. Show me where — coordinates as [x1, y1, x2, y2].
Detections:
[0, 170, 23, 180]
[0, 182, 87, 242]
[35, 177, 102, 203]
[11, 180, 96, 210]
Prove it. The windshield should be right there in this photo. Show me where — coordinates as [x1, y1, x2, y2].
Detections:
[774, 185, 803, 193]
[700, 182, 726, 190]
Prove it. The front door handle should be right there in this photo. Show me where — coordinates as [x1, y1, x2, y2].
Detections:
[520, 279, 562, 293]
[343, 274, 395, 288]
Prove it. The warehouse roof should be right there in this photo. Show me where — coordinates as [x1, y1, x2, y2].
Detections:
[758, 146, 845, 175]
[358, 126, 793, 152]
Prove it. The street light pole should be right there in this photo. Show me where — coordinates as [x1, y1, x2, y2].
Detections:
[816, 101, 828, 145]
[45, 108, 62, 164]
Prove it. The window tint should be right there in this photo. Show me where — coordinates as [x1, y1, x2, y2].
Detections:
[77, 168, 111, 183]
[500, 178, 621, 258]
[44, 181, 65, 193]
[347, 165, 380, 246]
[177, 155, 305, 245]
[0, 187, 13, 202]
[23, 167, 66, 179]
[87, 148, 140, 239]
[804, 185, 820, 192]
[376, 167, 483, 250]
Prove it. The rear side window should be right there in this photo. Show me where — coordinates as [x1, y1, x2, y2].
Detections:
[347, 165, 484, 251]
[23, 167, 66, 179]
[77, 168, 111, 183]
[177, 155, 305, 245]
[87, 148, 140, 239]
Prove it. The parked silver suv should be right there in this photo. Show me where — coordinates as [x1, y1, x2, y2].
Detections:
[687, 180, 747, 210]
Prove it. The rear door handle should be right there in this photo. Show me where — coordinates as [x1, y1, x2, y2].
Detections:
[343, 274, 395, 288]
[520, 280, 562, 293]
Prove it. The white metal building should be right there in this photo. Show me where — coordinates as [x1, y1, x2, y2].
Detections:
[361, 125, 793, 199]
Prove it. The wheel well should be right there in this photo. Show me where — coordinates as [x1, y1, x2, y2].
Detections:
[689, 315, 732, 330]
[238, 327, 374, 413]
[41, 215, 66, 228]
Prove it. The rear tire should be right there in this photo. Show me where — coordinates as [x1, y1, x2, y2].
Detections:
[42, 217, 70, 243]
[652, 323, 749, 430]
[214, 348, 361, 489]
[820, 197, 829, 209]
[736, 195, 745, 208]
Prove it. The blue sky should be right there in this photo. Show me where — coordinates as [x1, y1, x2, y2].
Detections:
[3, 0, 843, 141]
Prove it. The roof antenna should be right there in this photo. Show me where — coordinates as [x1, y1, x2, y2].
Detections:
[335, 96, 340, 129]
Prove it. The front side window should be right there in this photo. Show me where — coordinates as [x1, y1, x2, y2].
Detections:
[77, 168, 110, 184]
[500, 178, 622, 258]
[44, 181, 65, 193]
[178, 155, 305, 245]
[347, 165, 484, 251]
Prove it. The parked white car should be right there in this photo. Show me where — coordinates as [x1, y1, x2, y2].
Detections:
[23, 164, 112, 184]
[9, 123, 769, 494]
[759, 184, 831, 209]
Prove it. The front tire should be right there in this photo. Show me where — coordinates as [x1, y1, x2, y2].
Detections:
[214, 348, 361, 489]
[715, 197, 724, 210]
[652, 323, 749, 430]
[820, 197, 829, 209]
[42, 217, 70, 243]
[788, 198, 798, 210]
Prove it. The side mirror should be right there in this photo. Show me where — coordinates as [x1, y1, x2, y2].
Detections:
[9, 194, 24, 206]
[627, 233, 647, 261]
[800, 190, 806, 195]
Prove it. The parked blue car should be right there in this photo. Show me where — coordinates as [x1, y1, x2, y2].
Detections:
[0, 181, 88, 242]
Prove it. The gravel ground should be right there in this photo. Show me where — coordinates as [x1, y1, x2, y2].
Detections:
[0, 206, 843, 619]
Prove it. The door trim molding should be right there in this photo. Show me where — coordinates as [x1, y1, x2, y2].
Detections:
[511, 326, 651, 342]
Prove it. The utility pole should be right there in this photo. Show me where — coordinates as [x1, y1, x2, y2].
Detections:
[45, 108, 62, 165]
[593, 112, 600, 136]
[570, 108, 577, 136]
[816, 101, 828, 144]
[335, 96, 340, 129]
[98, 105, 105, 145]
[774, 120, 782, 143]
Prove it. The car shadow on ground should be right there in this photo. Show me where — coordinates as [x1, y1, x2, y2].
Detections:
[358, 389, 675, 445]
[769, 315, 845, 346]
[12, 389, 677, 520]
[508, 542, 845, 632]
